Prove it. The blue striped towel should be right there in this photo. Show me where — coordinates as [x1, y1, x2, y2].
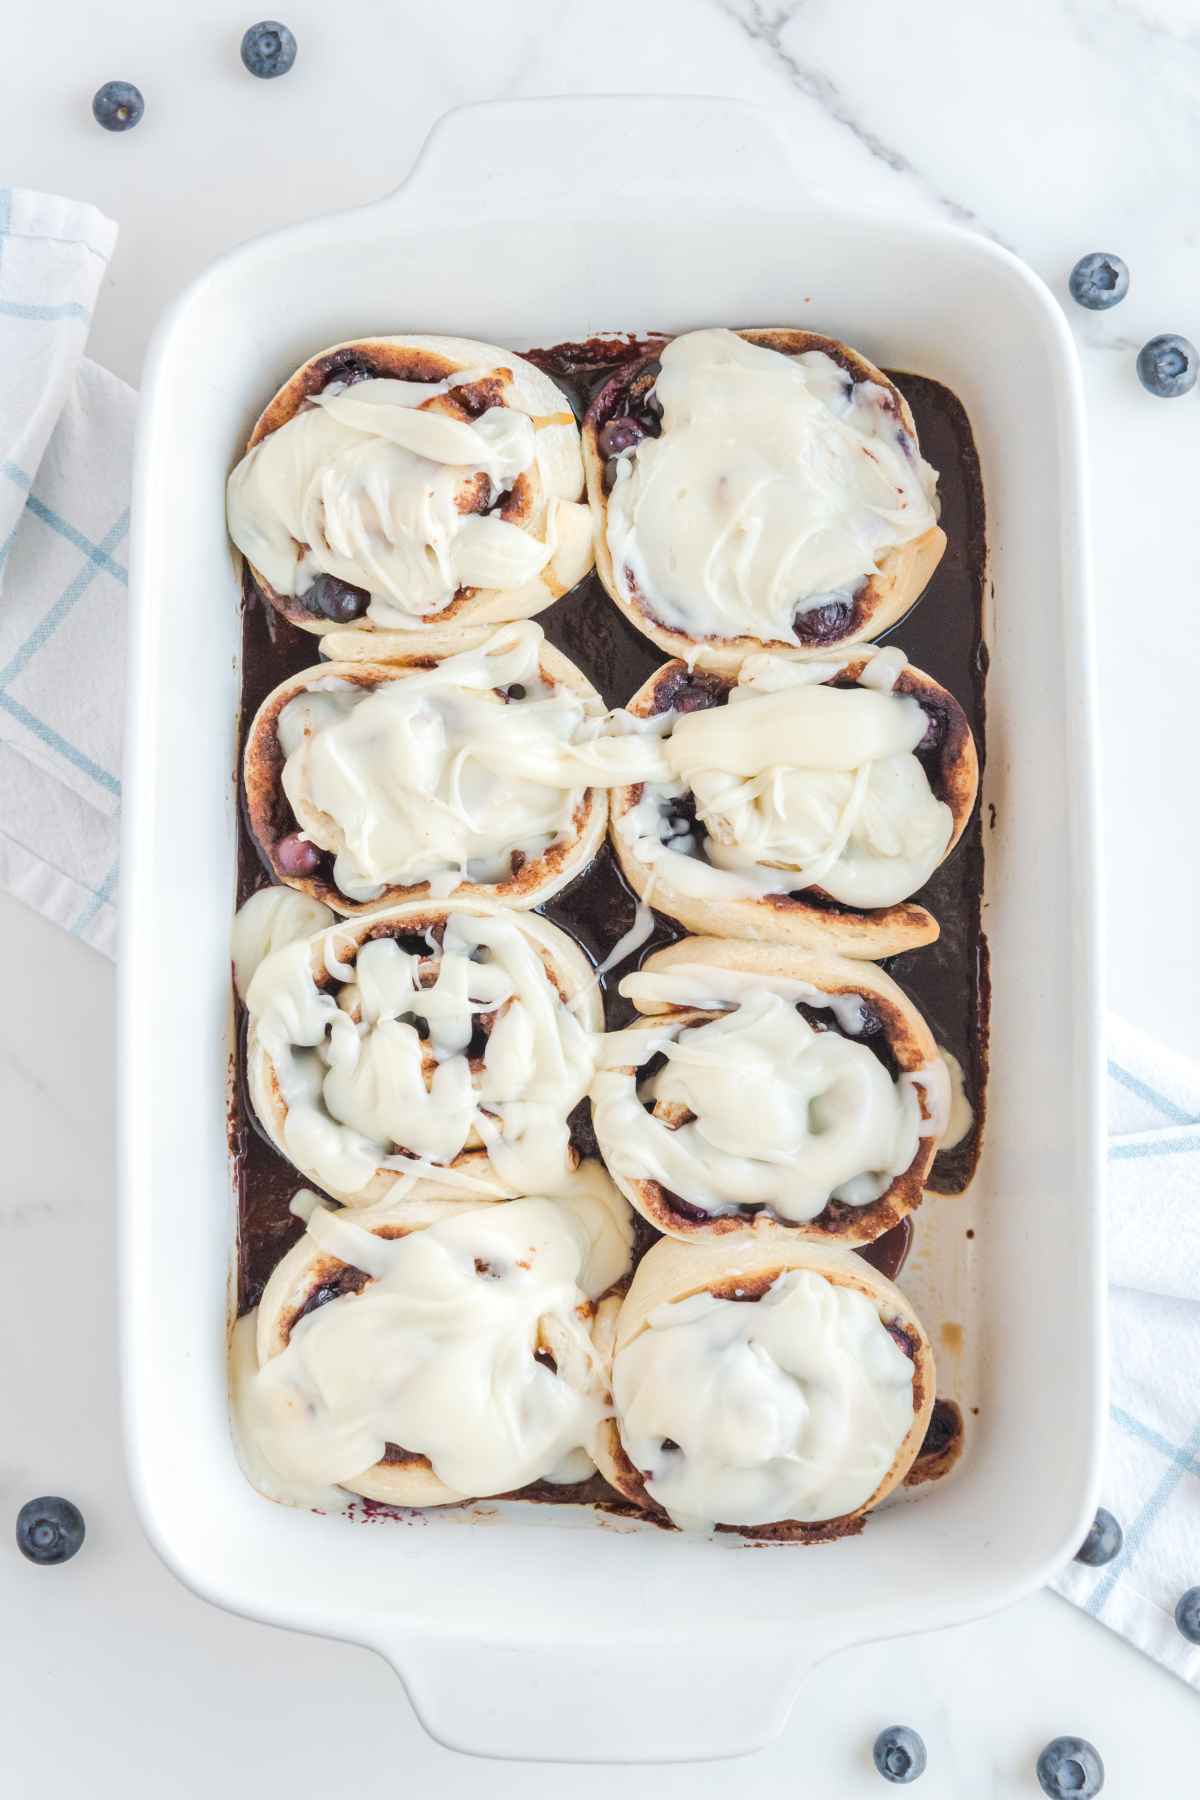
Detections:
[0, 188, 133, 956]
[3, 187, 1197, 1689]
[1054, 1016, 1200, 1687]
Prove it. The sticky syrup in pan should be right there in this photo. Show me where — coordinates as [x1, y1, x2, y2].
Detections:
[230, 337, 985, 1501]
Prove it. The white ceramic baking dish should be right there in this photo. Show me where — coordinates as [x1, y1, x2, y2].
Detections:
[118, 95, 1104, 1763]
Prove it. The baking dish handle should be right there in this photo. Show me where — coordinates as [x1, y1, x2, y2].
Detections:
[375, 1629, 841, 1762]
[381, 95, 815, 217]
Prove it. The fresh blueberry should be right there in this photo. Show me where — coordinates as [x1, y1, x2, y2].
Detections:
[16, 1497, 86, 1566]
[275, 833, 321, 878]
[1075, 1507, 1123, 1567]
[1068, 254, 1128, 311]
[872, 1726, 926, 1784]
[505, 684, 526, 701]
[92, 81, 144, 132]
[1036, 1737, 1104, 1797]
[598, 417, 645, 459]
[1175, 1586, 1200, 1644]
[240, 20, 297, 78]
[1137, 334, 1197, 398]
[303, 574, 370, 623]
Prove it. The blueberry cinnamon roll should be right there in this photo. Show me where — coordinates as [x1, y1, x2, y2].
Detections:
[231, 1167, 633, 1510]
[583, 327, 945, 671]
[609, 644, 978, 956]
[590, 937, 949, 1246]
[242, 621, 656, 915]
[244, 898, 601, 1205]
[590, 1236, 933, 1537]
[227, 336, 592, 637]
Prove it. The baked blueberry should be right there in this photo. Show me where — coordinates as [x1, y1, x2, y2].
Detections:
[275, 833, 321, 878]
[303, 574, 370, 623]
[16, 1496, 86, 1565]
[872, 1725, 926, 1783]
[1075, 1507, 1122, 1567]
[1068, 254, 1128, 310]
[1036, 1736, 1104, 1797]
[598, 418, 645, 459]
[1137, 334, 1197, 398]
[794, 598, 853, 646]
[240, 21, 297, 78]
[1174, 1586, 1200, 1644]
[92, 81, 144, 131]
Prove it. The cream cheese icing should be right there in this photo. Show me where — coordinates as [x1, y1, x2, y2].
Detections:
[604, 328, 939, 646]
[233, 1190, 623, 1507]
[273, 623, 668, 902]
[246, 908, 598, 1201]
[615, 649, 953, 909]
[227, 349, 586, 628]
[613, 1267, 916, 1530]
[591, 987, 928, 1222]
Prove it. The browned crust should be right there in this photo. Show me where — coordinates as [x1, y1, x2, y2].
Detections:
[241, 641, 608, 916]
[582, 327, 946, 673]
[608, 653, 978, 957]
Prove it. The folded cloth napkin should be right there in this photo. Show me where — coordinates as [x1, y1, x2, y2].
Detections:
[0, 188, 133, 958]
[3, 186, 1198, 1687]
[1053, 1015, 1200, 1688]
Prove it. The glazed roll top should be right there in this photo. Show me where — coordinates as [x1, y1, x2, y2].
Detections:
[605, 329, 938, 646]
[273, 623, 667, 902]
[620, 649, 957, 908]
[227, 344, 585, 627]
[246, 905, 597, 1200]
[615, 1267, 917, 1530]
[240, 1186, 628, 1505]
[594, 989, 928, 1221]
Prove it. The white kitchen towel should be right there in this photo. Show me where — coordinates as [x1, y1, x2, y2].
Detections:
[0, 188, 133, 958]
[1054, 1015, 1200, 1689]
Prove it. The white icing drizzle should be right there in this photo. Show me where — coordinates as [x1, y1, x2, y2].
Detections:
[614, 1268, 915, 1530]
[231, 887, 335, 1001]
[227, 345, 587, 628]
[233, 1191, 624, 1507]
[275, 622, 667, 902]
[246, 909, 596, 1201]
[605, 329, 938, 645]
[936, 1048, 974, 1151]
[591, 988, 927, 1223]
[616, 650, 952, 909]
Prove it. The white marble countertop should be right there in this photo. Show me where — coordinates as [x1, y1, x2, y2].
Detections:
[3, 0, 1199, 1791]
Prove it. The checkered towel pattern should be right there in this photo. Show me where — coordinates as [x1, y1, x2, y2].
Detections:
[1053, 1016, 1200, 1687]
[0, 188, 133, 956]
[2, 185, 1197, 1689]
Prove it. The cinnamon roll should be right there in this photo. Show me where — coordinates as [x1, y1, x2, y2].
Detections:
[242, 621, 661, 915]
[608, 643, 978, 956]
[590, 937, 948, 1245]
[232, 1166, 634, 1510]
[244, 898, 601, 1205]
[583, 327, 945, 671]
[591, 1236, 934, 1537]
[227, 336, 593, 637]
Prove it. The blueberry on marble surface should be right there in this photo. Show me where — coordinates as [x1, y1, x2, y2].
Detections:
[92, 81, 144, 131]
[1174, 1586, 1200, 1644]
[1074, 1506, 1123, 1567]
[240, 21, 297, 78]
[872, 1725, 926, 1783]
[1067, 254, 1128, 310]
[1036, 1736, 1104, 1797]
[1136, 334, 1197, 398]
[16, 1497, 86, 1565]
